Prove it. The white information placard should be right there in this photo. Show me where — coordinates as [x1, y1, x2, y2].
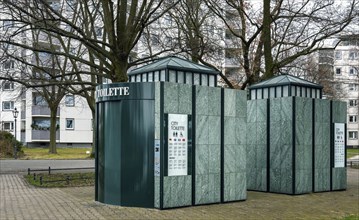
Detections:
[168, 114, 188, 176]
[334, 123, 345, 168]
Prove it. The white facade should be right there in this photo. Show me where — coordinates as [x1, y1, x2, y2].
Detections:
[333, 36, 359, 147]
[0, 0, 93, 147]
[0, 84, 93, 147]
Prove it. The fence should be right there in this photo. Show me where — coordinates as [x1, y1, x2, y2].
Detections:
[28, 166, 95, 186]
[28, 166, 94, 175]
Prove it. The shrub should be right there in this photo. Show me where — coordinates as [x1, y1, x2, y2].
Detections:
[0, 131, 24, 158]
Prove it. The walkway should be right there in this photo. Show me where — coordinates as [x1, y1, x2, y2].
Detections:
[0, 169, 358, 219]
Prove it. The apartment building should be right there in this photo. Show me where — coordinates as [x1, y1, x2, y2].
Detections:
[0, 0, 93, 147]
[333, 35, 359, 148]
[317, 35, 359, 148]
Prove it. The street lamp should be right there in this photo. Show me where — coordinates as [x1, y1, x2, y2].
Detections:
[12, 107, 19, 159]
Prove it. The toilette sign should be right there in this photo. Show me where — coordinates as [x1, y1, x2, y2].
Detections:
[168, 114, 188, 176]
[334, 123, 345, 168]
[95, 86, 129, 99]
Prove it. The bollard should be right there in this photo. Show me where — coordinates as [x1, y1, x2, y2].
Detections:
[40, 176, 43, 185]
[66, 176, 70, 184]
[33, 173, 36, 181]
[48, 166, 51, 175]
[28, 168, 30, 175]
[351, 161, 353, 167]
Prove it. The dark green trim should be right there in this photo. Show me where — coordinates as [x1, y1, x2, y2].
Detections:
[220, 88, 225, 202]
[330, 101, 333, 191]
[164, 114, 168, 176]
[95, 103, 98, 201]
[345, 123, 347, 167]
[312, 99, 315, 192]
[188, 115, 193, 175]
[191, 85, 196, 206]
[266, 99, 270, 192]
[160, 82, 164, 209]
[292, 97, 296, 194]
[129, 66, 219, 76]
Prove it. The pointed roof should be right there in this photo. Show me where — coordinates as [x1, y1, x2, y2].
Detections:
[128, 56, 219, 75]
[248, 74, 323, 89]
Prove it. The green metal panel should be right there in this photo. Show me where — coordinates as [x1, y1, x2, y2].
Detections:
[96, 83, 155, 208]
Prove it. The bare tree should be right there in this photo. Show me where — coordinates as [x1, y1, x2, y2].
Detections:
[1, 0, 180, 154]
[205, 0, 358, 88]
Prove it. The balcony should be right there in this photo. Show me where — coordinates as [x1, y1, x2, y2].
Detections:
[32, 130, 59, 141]
[32, 106, 60, 116]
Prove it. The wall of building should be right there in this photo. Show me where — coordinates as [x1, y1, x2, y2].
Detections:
[153, 82, 247, 209]
[247, 96, 347, 194]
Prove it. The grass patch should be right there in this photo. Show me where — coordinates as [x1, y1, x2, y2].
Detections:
[22, 147, 92, 160]
[341, 214, 359, 220]
[347, 148, 359, 159]
[24, 172, 95, 187]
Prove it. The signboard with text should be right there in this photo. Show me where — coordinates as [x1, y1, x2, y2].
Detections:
[167, 114, 188, 176]
[334, 123, 345, 168]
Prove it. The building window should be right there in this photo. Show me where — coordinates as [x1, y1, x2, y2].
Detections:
[2, 81, 14, 90]
[2, 20, 14, 30]
[349, 51, 358, 60]
[349, 99, 358, 107]
[2, 121, 14, 131]
[335, 51, 342, 60]
[95, 27, 103, 37]
[66, 118, 74, 130]
[33, 94, 48, 106]
[348, 84, 358, 91]
[349, 115, 357, 123]
[2, 101, 14, 110]
[65, 95, 75, 106]
[335, 67, 341, 75]
[349, 67, 357, 75]
[349, 131, 358, 139]
[3, 60, 15, 69]
[151, 34, 160, 46]
[335, 84, 341, 90]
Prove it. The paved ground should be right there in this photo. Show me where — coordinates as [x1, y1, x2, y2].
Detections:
[0, 160, 94, 174]
[0, 168, 358, 219]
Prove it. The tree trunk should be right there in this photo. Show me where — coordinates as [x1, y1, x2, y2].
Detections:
[263, 0, 274, 79]
[48, 106, 58, 154]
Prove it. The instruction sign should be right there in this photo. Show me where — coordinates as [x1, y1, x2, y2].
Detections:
[334, 123, 345, 168]
[168, 114, 188, 176]
[154, 140, 160, 177]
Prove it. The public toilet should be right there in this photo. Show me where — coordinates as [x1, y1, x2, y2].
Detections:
[95, 56, 247, 209]
[246, 75, 347, 194]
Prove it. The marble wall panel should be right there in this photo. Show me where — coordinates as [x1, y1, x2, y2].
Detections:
[246, 99, 267, 191]
[236, 117, 247, 145]
[164, 83, 179, 113]
[331, 101, 347, 191]
[195, 86, 209, 116]
[196, 116, 209, 145]
[196, 144, 209, 175]
[224, 117, 236, 145]
[236, 91, 247, 117]
[163, 176, 192, 208]
[224, 90, 247, 200]
[224, 89, 236, 117]
[314, 168, 330, 192]
[208, 88, 222, 116]
[269, 168, 281, 193]
[160, 83, 194, 208]
[194, 85, 221, 205]
[280, 168, 293, 194]
[178, 84, 192, 114]
[295, 169, 312, 194]
[208, 116, 221, 145]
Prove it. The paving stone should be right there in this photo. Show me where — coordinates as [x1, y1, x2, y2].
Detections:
[0, 169, 358, 219]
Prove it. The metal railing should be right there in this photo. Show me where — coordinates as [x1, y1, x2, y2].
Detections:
[27, 166, 94, 175]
